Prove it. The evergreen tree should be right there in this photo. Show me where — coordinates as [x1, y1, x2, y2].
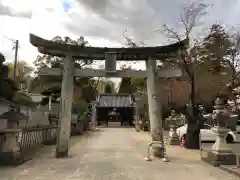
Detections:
[201, 24, 232, 73]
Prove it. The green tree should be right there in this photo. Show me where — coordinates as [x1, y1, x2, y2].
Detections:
[131, 77, 146, 92]
[34, 36, 91, 69]
[31, 35, 100, 102]
[0, 53, 35, 107]
[223, 29, 240, 90]
[118, 64, 136, 93]
[201, 24, 240, 107]
[201, 24, 232, 73]
[32, 36, 93, 89]
[6, 61, 33, 90]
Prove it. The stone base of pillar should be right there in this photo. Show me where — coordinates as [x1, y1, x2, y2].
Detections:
[56, 150, 68, 158]
[43, 138, 56, 145]
[152, 146, 165, 158]
[0, 133, 23, 165]
[0, 151, 23, 165]
[201, 151, 238, 166]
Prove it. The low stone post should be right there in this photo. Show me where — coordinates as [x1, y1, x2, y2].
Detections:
[211, 98, 232, 153]
[0, 131, 21, 165]
[133, 94, 141, 132]
[167, 110, 180, 145]
[133, 102, 140, 132]
[90, 101, 97, 131]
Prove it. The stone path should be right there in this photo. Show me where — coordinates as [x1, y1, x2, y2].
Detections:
[0, 127, 239, 180]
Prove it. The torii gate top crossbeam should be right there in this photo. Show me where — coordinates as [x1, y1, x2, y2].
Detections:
[29, 34, 188, 61]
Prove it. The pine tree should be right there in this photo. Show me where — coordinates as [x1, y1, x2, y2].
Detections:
[201, 24, 232, 73]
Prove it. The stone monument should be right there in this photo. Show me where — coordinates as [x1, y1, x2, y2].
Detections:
[211, 98, 231, 153]
[167, 109, 181, 145]
[203, 97, 237, 166]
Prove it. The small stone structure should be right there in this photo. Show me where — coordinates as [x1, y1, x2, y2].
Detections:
[0, 98, 58, 165]
[211, 98, 232, 153]
[201, 97, 239, 166]
[166, 110, 181, 145]
[0, 125, 57, 165]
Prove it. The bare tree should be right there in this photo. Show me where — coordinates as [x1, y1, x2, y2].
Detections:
[122, 30, 145, 48]
[226, 29, 240, 88]
[158, 1, 211, 149]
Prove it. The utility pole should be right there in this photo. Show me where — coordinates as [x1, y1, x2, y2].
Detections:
[13, 40, 19, 80]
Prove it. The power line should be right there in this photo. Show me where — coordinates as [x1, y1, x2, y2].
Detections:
[0, 32, 15, 43]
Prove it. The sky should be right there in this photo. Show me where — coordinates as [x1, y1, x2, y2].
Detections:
[0, 0, 240, 68]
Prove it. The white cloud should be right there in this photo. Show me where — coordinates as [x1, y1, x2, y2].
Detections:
[0, 0, 119, 65]
[0, 0, 240, 69]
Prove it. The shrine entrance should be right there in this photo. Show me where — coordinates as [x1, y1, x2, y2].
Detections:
[95, 93, 134, 126]
[29, 33, 188, 158]
[97, 107, 134, 126]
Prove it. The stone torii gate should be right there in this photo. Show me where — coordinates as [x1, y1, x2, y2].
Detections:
[29, 34, 188, 158]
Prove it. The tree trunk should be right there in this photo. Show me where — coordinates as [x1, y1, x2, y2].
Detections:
[185, 75, 200, 149]
[186, 120, 200, 149]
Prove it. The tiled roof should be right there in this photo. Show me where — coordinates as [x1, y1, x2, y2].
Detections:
[97, 94, 133, 107]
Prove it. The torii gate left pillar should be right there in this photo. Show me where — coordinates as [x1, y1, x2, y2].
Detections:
[56, 55, 74, 157]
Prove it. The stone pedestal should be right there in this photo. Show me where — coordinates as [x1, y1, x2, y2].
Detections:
[135, 121, 141, 132]
[202, 151, 238, 166]
[0, 133, 22, 165]
[205, 127, 235, 166]
[166, 110, 180, 145]
[211, 127, 231, 153]
[202, 97, 235, 166]
[133, 102, 141, 132]
[169, 125, 180, 145]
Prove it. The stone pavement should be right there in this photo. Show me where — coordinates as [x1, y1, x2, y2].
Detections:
[0, 127, 239, 180]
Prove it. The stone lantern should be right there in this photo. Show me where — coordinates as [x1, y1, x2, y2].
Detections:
[211, 97, 232, 153]
[167, 109, 181, 145]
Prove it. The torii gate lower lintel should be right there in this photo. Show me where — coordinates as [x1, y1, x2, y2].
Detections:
[29, 34, 188, 158]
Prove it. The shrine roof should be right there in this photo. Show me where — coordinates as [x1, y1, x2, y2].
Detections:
[29, 34, 188, 61]
[96, 93, 133, 107]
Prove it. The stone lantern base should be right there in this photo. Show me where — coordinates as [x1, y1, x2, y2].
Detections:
[201, 151, 238, 167]
[135, 122, 141, 132]
[168, 128, 180, 145]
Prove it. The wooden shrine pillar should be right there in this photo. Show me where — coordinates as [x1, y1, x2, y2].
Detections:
[146, 56, 165, 158]
[56, 55, 74, 158]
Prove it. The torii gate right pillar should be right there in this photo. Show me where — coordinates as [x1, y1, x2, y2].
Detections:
[146, 57, 165, 158]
